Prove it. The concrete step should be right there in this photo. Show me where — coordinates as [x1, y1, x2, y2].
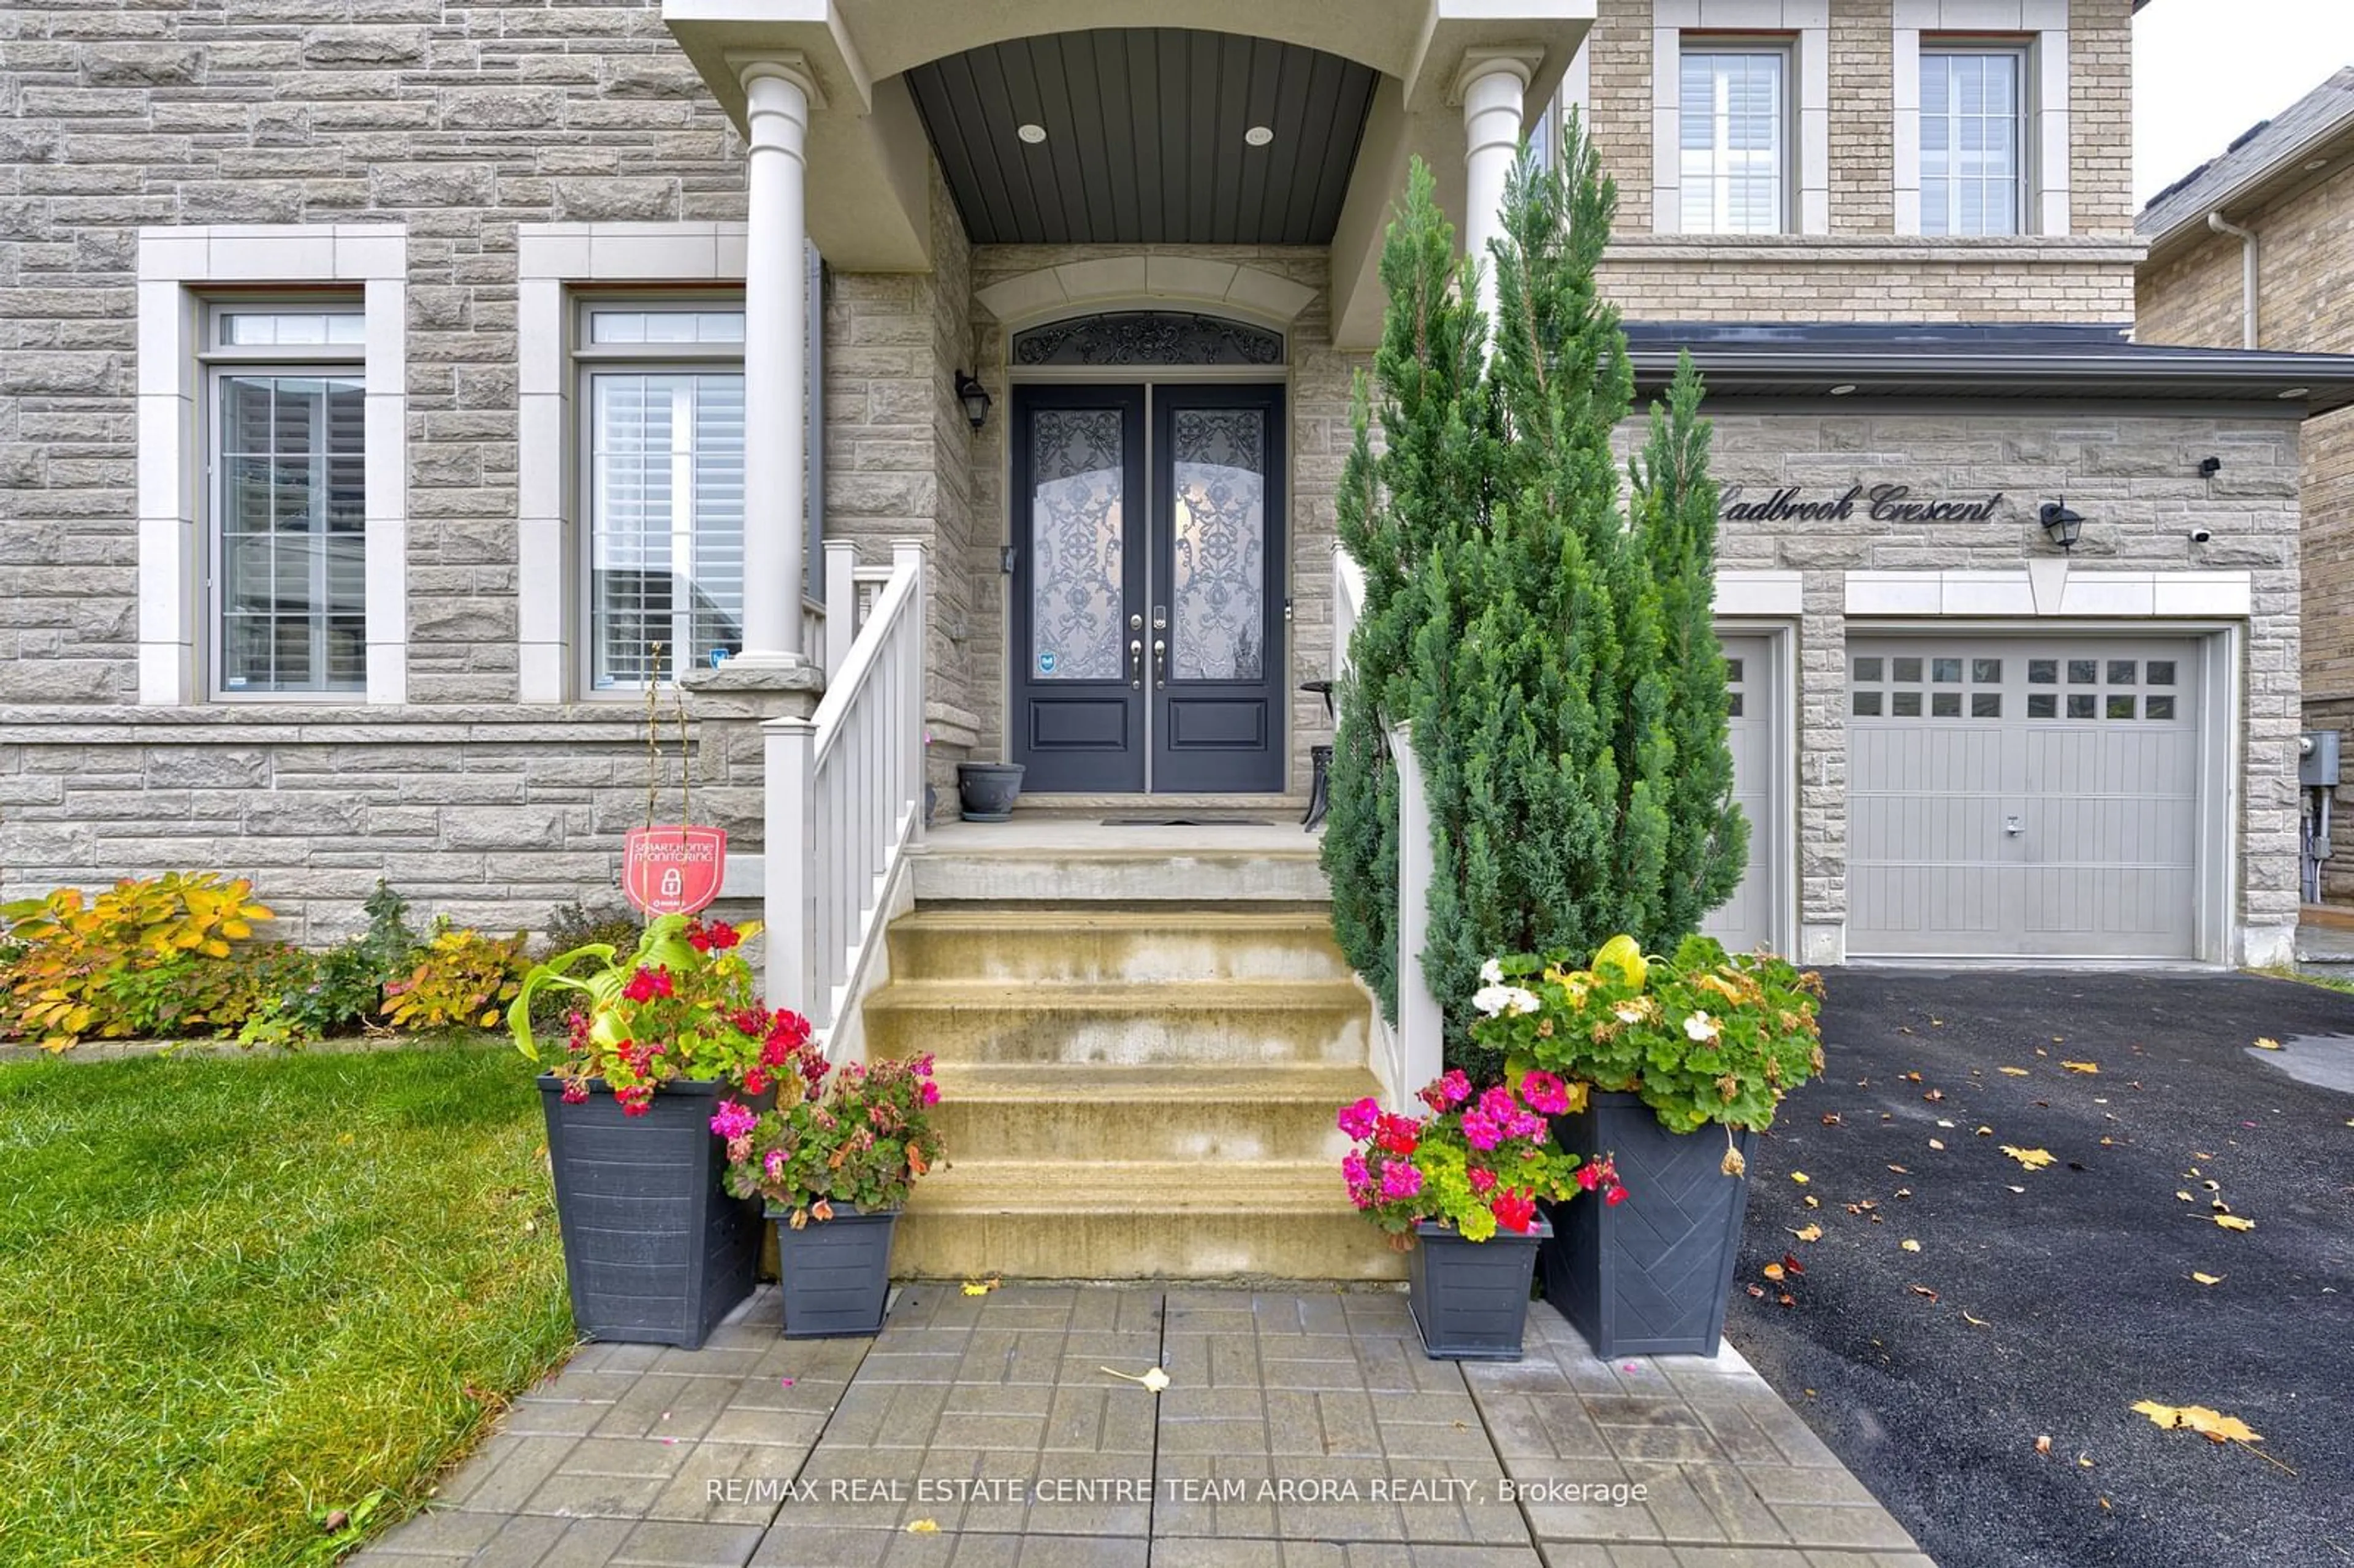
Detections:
[930, 1062, 1379, 1163]
[910, 827, 1329, 904]
[887, 905, 1355, 985]
[893, 1160, 1405, 1281]
[863, 980, 1371, 1066]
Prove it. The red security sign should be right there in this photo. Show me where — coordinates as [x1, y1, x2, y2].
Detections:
[622, 825, 728, 916]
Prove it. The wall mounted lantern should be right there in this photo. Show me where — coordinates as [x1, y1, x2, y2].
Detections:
[2039, 499, 2084, 552]
[954, 370, 992, 431]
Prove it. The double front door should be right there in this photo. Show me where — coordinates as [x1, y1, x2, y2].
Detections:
[1011, 383, 1286, 794]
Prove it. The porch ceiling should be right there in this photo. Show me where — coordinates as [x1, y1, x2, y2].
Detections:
[904, 29, 1379, 246]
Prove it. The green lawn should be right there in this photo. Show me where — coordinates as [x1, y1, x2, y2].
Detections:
[0, 1041, 575, 1568]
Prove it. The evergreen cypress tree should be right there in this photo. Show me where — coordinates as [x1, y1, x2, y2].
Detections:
[1321, 112, 1746, 1075]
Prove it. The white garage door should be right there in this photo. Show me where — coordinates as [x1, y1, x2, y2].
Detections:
[1846, 636, 2206, 959]
[1703, 636, 1780, 956]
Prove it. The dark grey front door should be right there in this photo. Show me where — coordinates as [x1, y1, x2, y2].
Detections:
[1011, 382, 1284, 794]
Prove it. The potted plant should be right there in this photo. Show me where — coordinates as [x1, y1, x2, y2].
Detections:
[1472, 934, 1824, 1358]
[510, 914, 816, 1349]
[1337, 1072, 1593, 1361]
[954, 761, 1024, 822]
[718, 1052, 944, 1338]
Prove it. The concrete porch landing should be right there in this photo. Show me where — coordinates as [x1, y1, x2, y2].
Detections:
[351, 1284, 1930, 1568]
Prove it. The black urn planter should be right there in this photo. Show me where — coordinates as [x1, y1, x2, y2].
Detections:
[955, 761, 1025, 822]
[1541, 1091, 1756, 1358]
[538, 1075, 769, 1350]
[1405, 1212, 1552, 1361]
[771, 1203, 900, 1338]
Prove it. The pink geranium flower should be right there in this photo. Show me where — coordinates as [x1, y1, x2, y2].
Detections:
[1337, 1097, 1381, 1141]
[709, 1099, 758, 1140]
[1466, 1166, 1497, 1195]
[1518, 1070, 1571, 1114]
[1379, 1160, 1424, 1201]
[1461, 1111, 1503, 1152]
[1439, 1069, 1473, 1105]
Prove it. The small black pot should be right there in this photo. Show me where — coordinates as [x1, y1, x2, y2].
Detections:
[1541, 1090, 1756, 1358]
[1405, 1212, 1551, 1361]
[770, 1202, 900, 1338]
[956, 762, 1026, 822]
[538, 1075, 771, 1350]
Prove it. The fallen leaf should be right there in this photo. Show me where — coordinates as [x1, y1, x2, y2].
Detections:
[1976, 1126, 1994, 1136]
[1962, 1309, 1990, 1327]
[1790, 1171, 1810, 1185]
[1887, 1163, 1911, 1174]
[2007, 1185, 2024, 1193]
[1935, 1118, 1956, 1128]
[907, 1519, 942, 1534]
[1746, 1283, 1768, 1298]
[2191, 1272, 2224, 1286]
[1900, 1238, 1922, 1252]
[1100, 1365, 1173, 1393]
[1902, 1071, 1924, 1083]
[1894, 1188, 1913, 1200]
[1782, 1252, 1807, 1276]
[779, 1377, 796, 1389]
[1928, 1139, 1947, 1151]
[1910, 1284, 1940, 1302]
[1846, 1200, 1880, 1214]
[2193, 1151, 2215, 1160]
[1821, 1112, 1843, 1127]
[1804, 1195, 1821, 1209]
[2215, 1215, 2256, 1232]
[2255, 1037, 2282, 1051]
[2002, 1145, 2057, 1171]
[1762, 1263, 1786, 1281]
[2131, 1400, 2262, 1445]
[2176, 1191, 2195, 1203]
[2063, 1061, 2100, 1075]
[2078, 1455, 2096, 1469]
[2035, 1434, 2054, 1456]
[1999, 1067, 2032, 1076]
[1778, 1292, 1797, 1307]
[1790, 1223, 1824, 1243]
[1925, 1089, 1946, 1103]
[1931, 1018, 1945, 1026]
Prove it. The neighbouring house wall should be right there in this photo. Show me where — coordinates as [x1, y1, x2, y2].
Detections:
[1658, 409, 2302, 954]
[2139, 161, 2354, 896]
[964, 245, 1362, 797]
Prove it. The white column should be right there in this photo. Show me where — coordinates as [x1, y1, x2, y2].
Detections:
[737, 56, 817, 667]
[1455, 49, 1540, 335]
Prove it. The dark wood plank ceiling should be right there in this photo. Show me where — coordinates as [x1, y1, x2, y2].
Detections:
[904, 28, 1379, 246]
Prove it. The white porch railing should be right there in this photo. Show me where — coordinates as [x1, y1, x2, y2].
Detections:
[766, 539, 927, 1035]
[1331, 544, 1444, 1110]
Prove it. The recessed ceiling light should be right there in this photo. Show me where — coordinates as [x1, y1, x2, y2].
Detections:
[1829, 384, 1857, 396]
[2307, 157, 2331, 170]
[1244, 125, 1274, 147]
[1016, 123, 1047, 145]
[2279, 386, 2311, 398]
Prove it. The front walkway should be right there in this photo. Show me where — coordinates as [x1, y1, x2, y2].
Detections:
[352, 1284, 1928, 1568]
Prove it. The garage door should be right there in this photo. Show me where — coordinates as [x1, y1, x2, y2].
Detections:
[1703, 636, 1780, 956]
[1846, 637, 2205, 959]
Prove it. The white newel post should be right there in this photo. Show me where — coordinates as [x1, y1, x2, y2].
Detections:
[764, 713, 817, 1022]
[736, 54, 815, 666]
[823, 538, 856, 682]
[1456, 48, 1541, 335]
[894, 538, 928, 851]
[1390, 723, 1444, 1102]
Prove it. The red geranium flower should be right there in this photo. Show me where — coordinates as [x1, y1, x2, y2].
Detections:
[1373, 1113, 1420, 1157]
[1490, 1189, 1537, 1233]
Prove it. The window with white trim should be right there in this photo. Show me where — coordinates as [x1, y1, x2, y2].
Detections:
[204, 304, 367, 695]
[1678, 46, 1789, 234]
[577, 300, 746, 690]
[1921, 46, 2028, 236]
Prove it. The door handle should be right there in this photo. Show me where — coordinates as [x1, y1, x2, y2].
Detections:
[2005, 815, 2024, 837]
[1152, 638, 1167, 690]
[1128, 639, 1143, 690]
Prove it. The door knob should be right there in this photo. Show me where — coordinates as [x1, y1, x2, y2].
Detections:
[1152, 638, 1166, 690]
[1128, 639, 1143, 690]
[2005, 815, 2024, 837]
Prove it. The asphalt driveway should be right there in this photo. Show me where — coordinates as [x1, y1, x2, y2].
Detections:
[1726, 969, 2354, 1568]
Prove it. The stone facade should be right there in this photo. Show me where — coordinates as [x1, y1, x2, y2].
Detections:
[2139, 158, 2354, 897]
[1686, 411, 2303, 954]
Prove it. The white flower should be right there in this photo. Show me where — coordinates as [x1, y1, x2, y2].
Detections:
[1479, 958, 1505, 986]
[1472, 984, 1542, 1019]
[1683, 1010, 1721, 1043]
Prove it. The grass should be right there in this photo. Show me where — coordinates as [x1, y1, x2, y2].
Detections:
[0, 1040, 574, 1568]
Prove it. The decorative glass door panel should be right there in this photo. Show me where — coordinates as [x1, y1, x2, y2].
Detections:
[1011, 382, 1285, 794]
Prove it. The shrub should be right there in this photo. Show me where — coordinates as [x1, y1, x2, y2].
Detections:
[1336, 1073, 1592, 1244]
[1470, 934, 1825, 1146]
[1322, 115, 1745, 1078]
[384, 925, 530, 1032]
[240, 881, 421, 1045]
[536, 899, 645, 963]
[717, 1054, 943, 1227]
[0, 873, 275, 1051]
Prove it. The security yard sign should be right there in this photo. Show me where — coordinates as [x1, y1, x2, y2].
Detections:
[622, 825, 727, 916]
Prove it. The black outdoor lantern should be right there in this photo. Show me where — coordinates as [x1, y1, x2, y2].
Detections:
[2040, 498, 2084, 552]
[953, 370, 992, 430]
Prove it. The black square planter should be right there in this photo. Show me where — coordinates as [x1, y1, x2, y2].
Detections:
[1404, 1213, 1551, 1361]
[1541, 1091, 1756, 1358]
[771, 1203, 899, 1338]
[538, 1075, 768, 1350]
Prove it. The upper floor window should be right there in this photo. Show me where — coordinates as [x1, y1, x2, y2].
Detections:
[578, 300, 746, 691]
[1921, 48, 2027, 236]
[205, 303, 366, 696]
[1679, 47, 1789, 235]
